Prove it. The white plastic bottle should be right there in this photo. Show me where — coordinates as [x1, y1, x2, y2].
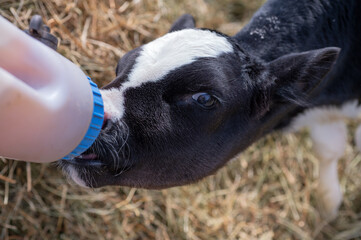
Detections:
[0, 16, 104, 163]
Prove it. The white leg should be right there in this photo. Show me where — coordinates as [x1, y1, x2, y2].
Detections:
[309, 121, 346, 220]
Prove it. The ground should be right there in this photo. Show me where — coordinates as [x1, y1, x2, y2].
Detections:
[1, 0, 361, 239]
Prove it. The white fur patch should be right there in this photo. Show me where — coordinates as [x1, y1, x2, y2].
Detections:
[310, 121, 347, 163]
[310, 122, 346, 219]
[101, 29, 233, 120]
[287, 100, 361, 132]
[287, 101, 361, 219]
[67, 165, 88, 188]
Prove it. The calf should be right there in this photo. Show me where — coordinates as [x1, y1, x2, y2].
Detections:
[59, 0, 361, 219]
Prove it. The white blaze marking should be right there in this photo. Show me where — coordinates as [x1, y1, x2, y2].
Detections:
[101, 29, 233, 120]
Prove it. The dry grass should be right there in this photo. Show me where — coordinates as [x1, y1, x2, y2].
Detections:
[1, 0, 361, 239]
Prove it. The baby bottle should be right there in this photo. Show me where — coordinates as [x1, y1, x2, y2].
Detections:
[0, 16, 104, 163]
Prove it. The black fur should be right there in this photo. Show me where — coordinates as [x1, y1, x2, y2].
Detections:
[59, 0, 360, 188]
[169, 13, 195, 32]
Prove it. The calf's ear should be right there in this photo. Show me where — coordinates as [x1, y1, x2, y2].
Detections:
[268, 47, 340, 105]
[249, 47, 339, 119]
[169, 14, 196, 32]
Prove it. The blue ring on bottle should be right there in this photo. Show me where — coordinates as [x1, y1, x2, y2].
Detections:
[62, 77, 104, 160]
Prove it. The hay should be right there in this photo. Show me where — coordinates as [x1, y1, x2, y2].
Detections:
[1, 0, 361, 239]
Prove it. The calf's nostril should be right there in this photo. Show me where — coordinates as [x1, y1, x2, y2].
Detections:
[102, 119, 109, 130]
[101, 112, 111, 130]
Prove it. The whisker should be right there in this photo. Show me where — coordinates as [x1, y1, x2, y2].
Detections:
[61, 118, 132, 184]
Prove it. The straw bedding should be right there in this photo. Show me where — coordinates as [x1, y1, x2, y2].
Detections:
[1, 0, 361, 239]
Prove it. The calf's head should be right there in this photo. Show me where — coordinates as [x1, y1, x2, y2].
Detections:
[60, 15, 339, 188]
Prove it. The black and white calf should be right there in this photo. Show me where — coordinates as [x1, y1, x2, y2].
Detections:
[60, 0, 361, 219]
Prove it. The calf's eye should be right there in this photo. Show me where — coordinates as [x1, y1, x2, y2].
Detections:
[192, 92, 217, 109]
